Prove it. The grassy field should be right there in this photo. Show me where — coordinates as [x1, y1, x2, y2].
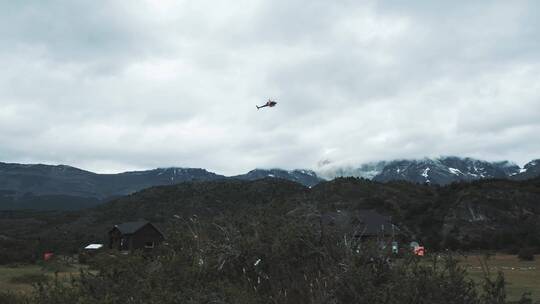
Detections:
[0, 263, 83, 294]
[1, 255, 538, 301]
[459, 254, 540, 302]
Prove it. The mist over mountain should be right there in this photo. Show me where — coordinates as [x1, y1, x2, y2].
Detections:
[317, 162, 388, 180]
[0, 156, 539, 210]
[373, 157, 519, 185]
[318, 157, 538, 185]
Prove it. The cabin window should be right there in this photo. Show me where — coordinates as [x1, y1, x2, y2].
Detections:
[145, 241, 154, 248]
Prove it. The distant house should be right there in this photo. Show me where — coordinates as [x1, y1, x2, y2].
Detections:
[355, 209, 396, 240]
[109, 221, 164, 252]
[322, 209, 397, 241]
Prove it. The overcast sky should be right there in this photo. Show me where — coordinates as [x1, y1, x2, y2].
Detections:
[1, 0, 539, 175]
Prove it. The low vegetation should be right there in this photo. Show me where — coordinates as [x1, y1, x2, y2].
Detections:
[2, 210, 538, 303]
[1, 177, 539, 303]
[461, 254, 540, 302]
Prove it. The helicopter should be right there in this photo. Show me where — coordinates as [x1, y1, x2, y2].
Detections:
[256, 99, 277, 110]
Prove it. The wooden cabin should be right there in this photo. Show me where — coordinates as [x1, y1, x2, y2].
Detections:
[108, 221, 164, 252]
[355, 209, 396, 240]
[322, 209, 397, 242]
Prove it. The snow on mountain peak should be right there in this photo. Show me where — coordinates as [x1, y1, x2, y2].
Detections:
[421, 167, 430, 179]
[448, 168, 462, 175]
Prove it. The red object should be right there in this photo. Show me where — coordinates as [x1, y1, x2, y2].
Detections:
[414, 246, 425, 256]
[43, 252, 54, 261]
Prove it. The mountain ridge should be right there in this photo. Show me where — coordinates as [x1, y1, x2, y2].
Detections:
[1, 156, 539, 210]
[319, 156, 538, 185]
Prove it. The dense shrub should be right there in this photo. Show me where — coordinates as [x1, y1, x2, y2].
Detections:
[38, 257, 74, 273]
[2, 203, 537, 304]
[10, 212, 531, 304]
[0, 292, 30, 304]
[517, 247, 535, 261]
[0, 239, 38, 265]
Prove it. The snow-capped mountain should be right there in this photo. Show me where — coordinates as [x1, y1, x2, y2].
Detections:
[233, 169, 322, 187]
[511, 159, 540, 181]
[1, 157, 539, 210]
[372, 157, 520, 185]
[317, 157, 533, 185]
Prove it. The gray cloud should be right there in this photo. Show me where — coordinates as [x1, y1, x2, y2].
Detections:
[0, 0, 539, 175]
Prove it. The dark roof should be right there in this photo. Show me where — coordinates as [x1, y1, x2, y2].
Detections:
[320, 209, 397, 237]
[356, 210, 394, 236]
[113, 220, 150, 235]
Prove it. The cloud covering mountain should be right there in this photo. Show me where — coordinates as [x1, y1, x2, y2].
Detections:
[1, 1, 539, 175]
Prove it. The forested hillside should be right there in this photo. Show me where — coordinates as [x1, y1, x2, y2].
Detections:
[1, 176, 539, 265]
